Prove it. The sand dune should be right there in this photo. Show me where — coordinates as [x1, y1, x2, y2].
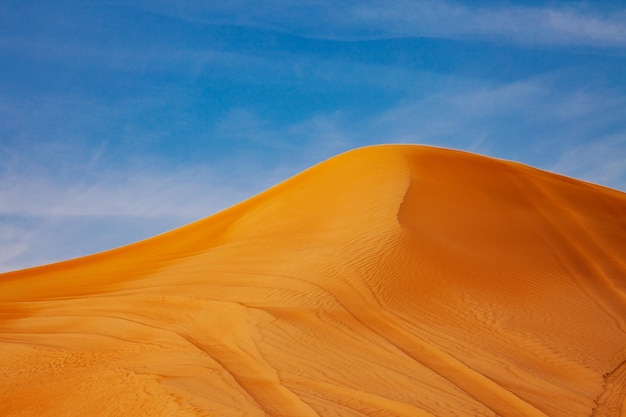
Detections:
[1, 145, 626, 417]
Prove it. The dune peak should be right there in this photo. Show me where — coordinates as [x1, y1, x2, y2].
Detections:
[1, 144, 626, 417]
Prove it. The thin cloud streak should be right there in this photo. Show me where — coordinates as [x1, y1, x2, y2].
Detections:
[139, 0, 626, 47]
[0, 162, 285, 272]
[235, 74, 626, 190]
[205, 73, 626, 191]
[551, 136, 626, 192]
[350, 1, 626, 46]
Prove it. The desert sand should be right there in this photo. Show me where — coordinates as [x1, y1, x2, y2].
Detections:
[1, 145, 625, 416]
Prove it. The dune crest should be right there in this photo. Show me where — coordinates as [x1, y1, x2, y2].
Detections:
[1, 145, 625, 417]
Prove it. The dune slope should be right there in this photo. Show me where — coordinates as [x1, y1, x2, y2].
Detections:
[1, 145, 626, 417]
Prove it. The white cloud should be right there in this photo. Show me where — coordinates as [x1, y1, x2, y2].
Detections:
[199, 86, 626, 194]
[0, 223, 33, 270]
[137, 0, 626, 47]
[273, 74, 626, 191]
[0, 162, 279, 272]
[350, 1, 626, 46]
[213, 109, 288, 150]
[550, 136, 626, 192]
[0, 170, 234, 218]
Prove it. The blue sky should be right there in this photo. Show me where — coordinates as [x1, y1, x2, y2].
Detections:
[1, 0, 625, 271]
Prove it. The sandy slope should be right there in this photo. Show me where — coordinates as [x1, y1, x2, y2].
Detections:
[1, 145, 625, 417]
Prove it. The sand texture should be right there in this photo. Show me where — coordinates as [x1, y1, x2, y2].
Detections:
[1, 145, 626, 416]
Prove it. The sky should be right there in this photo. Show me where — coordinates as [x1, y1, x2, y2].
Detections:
[1, 0, 625, 272]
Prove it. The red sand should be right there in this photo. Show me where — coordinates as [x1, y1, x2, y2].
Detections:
[1, 145, 625, 416]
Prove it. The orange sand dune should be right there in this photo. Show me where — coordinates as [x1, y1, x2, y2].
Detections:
[1, 145, 626, 417]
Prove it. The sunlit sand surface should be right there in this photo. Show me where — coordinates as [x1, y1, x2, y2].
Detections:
[1, 145, 625, 416]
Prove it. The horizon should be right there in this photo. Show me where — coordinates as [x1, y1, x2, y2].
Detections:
[1, 0, 626, 271]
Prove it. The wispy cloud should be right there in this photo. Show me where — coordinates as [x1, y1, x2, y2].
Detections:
[0, 222, 33, 271]
[207, 73, 626, 191]
[0, 162, 278, 272]
[349, 1, 626, 46]
[551, 135, 626, 192]
[138, 0, 626, 47]
[0, 169, 243, 219]
[211, 108, 357, 173]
